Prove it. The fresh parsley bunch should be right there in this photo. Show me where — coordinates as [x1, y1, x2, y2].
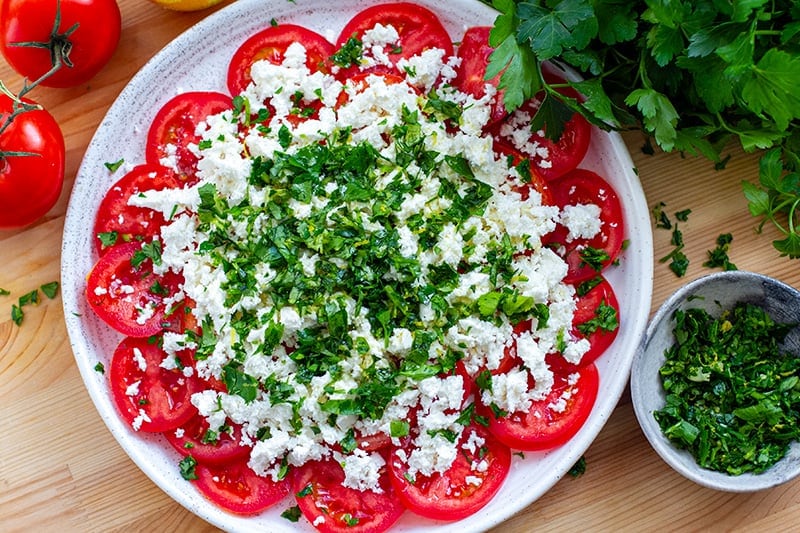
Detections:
[483, 0, 800, 257]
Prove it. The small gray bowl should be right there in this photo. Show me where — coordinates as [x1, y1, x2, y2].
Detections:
[631, 271, 800, 492]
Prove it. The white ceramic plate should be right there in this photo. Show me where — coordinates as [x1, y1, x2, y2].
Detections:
[61, 1, 653, 530]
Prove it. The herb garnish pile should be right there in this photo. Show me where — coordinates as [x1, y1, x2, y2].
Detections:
[483, 0, 800, 258]
[654, 302, 800, 475]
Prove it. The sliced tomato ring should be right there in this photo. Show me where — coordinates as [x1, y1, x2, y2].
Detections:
[165, 412, 250, 465]
[109, 336, 199, 433]
[490, 69, 592, 182]
[145, 91, 232, 180]
[482, 362, 599, 451]
[93, 164, 185, 254]
[452, 26, 507, 125]
[194, 456, 290, 515]
[387, 421, 511, 521]
[543, 168, 625, 283]
[495, 141, 554, 206]
[86, 241, 184, 337]
[292, 457, 405, 532]
[334, 2, 453, 81]
[570, 276, 620, 365]
[227, 24, 335, 97]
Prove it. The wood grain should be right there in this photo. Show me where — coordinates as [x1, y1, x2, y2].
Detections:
[1, 1, 799, 532]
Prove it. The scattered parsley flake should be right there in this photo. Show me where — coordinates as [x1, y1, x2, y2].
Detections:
[281, 506, 302, 522]
[104, 158, 125, 172]
[40, 281, 59, 299]
[568, 456, 587, 477]
[178, 456, 198, 480]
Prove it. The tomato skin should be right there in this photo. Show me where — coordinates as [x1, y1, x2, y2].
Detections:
[194, 457, 290, 515]
[452, 26, 507, 125]
[145, 91, 232, 180]
[483, 363, 599, 451]
[227, 24, 335, 97]
[0, 95, 65, 228]
[335, 2, 453, 80]
[543, 168, 625, 283]
[387, 422, 511, 521]
[109, 336, 199, 433]
[0, 0, 121, 88]
[85, 241, 183, 337]
[292, 457, 405, 532]
[93, 164, 185, 254]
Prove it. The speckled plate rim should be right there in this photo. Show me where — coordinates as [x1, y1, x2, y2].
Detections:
[60, 0, 654, 530]
[631, 271, 800, 492]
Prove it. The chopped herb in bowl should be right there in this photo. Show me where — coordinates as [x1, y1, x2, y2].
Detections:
[632, 271, 800, 492]
[654, 302, 800, 475]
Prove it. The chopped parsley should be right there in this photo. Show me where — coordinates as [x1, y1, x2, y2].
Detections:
[104, 158, 125, 172]
[280, 505, 302, 522]
[703, 233, 737, 271]
[178, 456, 198, 480]
[331, 36, 364, 68]
[654, 302, 800, 475]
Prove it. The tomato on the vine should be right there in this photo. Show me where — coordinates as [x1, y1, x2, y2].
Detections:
[0, 94, 64, 228]
[0, 0, 121, 88]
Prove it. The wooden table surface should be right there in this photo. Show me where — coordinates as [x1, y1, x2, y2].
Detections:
[2, 1, 799, 531]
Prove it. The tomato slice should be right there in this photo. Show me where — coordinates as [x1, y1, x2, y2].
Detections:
[109, 336, 199, 433]
[571, 276, 620, 366]
[491, 70, 592, 182]
[483, 362, 599, 451]
[227, 24, 335, 97]
[452, 26, 507, 125]
[292, 457, 405, 532]
[543, 168, 625, 284]
[334, 2, 453, 80]
[93, 164, 184, 254]
[194, 457, 290, 515]
[145, 91, 232, 180]
[85, 241, 183, 337]
[165, 412, 250, 465]
[495, 142, 554, 206]
[387, 421, 510, 521]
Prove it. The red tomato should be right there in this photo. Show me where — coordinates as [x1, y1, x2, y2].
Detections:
[543, 168, 625, 283]
[491, 71, 591, 182]
[571, 277, 620, 366]
[292, 457, 405, 532]
[494, 142, 553, 206]
[93, 164, 185, 254]
[0, 94, 64, 228]
[484, 362, 599, 451]
[194, 457, 290, 515]
[145, 91, 232, 179]
[387, 422, 511, 521]
[0, 0, 121, 88]
[85, 241, 183, 337]
[227, 24, 335, 97]
[165, 412, 250, 466]
[109, 336, 199, 433]
[452, 26, 507, 125]
[335, 2, 453, 80]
